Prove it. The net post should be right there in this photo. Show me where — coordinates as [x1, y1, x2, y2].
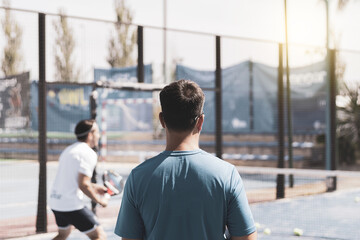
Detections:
[276, 43, 285, 199]
[137, 25, 144, 83]
[215, 35, 223, 159]
[326, 176, 337, 192]
[36, 12, 47, 233]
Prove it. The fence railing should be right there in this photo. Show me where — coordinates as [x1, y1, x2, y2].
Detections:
[0, 7, 359, 235]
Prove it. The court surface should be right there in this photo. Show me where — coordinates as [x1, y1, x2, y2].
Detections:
[1, 160, 360, 240]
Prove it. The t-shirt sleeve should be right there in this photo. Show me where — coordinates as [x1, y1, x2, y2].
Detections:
[114, 172, 144, 239]
[78, 152, 96, 177]
[227, 167, 256, 237]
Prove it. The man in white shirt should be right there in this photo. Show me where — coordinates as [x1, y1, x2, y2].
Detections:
[49, 119, 108, 240]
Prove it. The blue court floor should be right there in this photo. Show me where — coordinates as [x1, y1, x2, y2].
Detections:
[10, 188, 360, 240]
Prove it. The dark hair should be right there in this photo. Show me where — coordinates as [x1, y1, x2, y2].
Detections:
[159, 79, 204, 131]
[75, 119, 96, 141]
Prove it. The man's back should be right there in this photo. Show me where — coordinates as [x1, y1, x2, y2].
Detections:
[49, 142, 97, 211]
[115, 149, 255, 240]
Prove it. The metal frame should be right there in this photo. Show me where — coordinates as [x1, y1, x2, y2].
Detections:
[36, 12, 47, 233]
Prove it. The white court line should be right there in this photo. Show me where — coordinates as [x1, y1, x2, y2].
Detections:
[0, 201, 37, 208]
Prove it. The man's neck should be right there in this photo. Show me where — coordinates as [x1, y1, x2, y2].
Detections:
[165, 130, 200, 151]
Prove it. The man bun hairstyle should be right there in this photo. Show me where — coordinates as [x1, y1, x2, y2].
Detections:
[75, 119, 96, 141]
[160, 79, 204, 131]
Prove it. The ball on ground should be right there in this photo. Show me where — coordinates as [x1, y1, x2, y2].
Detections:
[293, 228, 303, 236]
[263, 228, 271, 235]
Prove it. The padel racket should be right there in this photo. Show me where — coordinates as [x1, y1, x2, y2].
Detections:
[102, 170, 125, 198]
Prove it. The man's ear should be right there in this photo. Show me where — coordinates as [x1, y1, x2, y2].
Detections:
[159, 112, 166, 128]
[196, 114, 204, 133]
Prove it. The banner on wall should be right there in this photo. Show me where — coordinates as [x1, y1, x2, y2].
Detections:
[30, 82, 92, 132]
[94, 65, 154, 132]
[254, 61, 327, 133]
[176, 61, 327, 134]
[0, 72, 30, 129]
[94, 64, 152, 84]
[29, 65, 154, 133]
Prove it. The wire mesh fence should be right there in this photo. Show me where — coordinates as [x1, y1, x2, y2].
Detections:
[0, 7, 360, 239]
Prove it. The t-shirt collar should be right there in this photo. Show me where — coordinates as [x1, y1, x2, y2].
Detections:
[161, 149, 202, 156]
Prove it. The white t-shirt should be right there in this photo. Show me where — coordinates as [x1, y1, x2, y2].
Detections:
[49, 142, 98, 211]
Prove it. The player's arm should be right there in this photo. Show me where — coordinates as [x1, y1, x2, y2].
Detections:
[231, 231, 257, 240]
[227, 167, 257, 240]
[78, 173, 108, 207]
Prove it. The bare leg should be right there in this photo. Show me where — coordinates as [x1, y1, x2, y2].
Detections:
[52, 227, 72, 240]
[86, 226, 107, 240]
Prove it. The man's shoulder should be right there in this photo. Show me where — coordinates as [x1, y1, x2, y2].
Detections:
[125, 153, 165, 184]
[64, 141, 83, 151]
[62, 142, 96, 158]
[133, 152, 166, 171]
[197, 150, 234, 167]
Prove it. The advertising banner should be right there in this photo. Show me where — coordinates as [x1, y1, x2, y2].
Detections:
[0, 72, 30, 129]
[30, 82, 92, 132]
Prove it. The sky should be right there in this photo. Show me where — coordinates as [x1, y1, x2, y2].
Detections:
[1, 0, 360, 83]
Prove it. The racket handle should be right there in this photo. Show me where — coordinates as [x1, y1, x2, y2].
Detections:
[104, 193, 111, 199]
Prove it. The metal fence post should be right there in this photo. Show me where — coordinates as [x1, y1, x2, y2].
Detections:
[276, 43, 285, 199]
[326, 49, 337, 172]
[137, 25, 144, 83]
[215, 36, 223, 159]
[36, 12, 47, 233]
[284, 0, 294, 187]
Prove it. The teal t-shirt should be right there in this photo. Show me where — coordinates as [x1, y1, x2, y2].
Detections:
[114, 149, 256, 240]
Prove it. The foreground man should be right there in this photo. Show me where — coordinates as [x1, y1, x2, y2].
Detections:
[115, 80, 257, 240]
